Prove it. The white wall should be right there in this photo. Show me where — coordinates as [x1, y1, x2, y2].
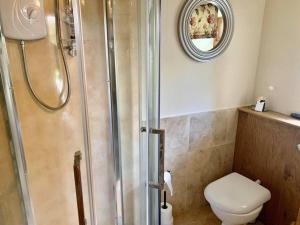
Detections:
[161, 0, 266, 118]
[254, 0, 300, 115]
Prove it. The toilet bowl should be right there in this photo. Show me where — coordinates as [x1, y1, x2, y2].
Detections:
[204, 173, 271, 225]
[211, 205, 262, 225]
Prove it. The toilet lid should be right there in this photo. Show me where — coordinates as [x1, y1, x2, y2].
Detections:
[204, 172, 271, 214]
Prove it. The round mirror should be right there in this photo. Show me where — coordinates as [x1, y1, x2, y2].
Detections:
[179, 0, 234, 62]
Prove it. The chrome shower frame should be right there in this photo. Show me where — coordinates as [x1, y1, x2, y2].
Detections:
[0, 1, 97, 225]
[103, 0, 124, 224]
[72, 0, 97, 224]
[0, 26, 35, 225]
[101, 0, 162, 224]
[0, 0, 161, 225]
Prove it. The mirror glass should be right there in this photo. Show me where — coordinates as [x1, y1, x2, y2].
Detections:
[189, 3, 224, 52]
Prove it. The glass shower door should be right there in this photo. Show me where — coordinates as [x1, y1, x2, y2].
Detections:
[104, 0, 162, 224]
[0, 76, 26, 225]
[139, 0, 162, 225]
[0, 1, 96, 224]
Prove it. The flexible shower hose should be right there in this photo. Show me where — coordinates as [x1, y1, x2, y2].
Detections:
[20, 0, 71, 111]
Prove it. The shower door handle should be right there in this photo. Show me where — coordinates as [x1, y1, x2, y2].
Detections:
[73, 151, 86, 225]
[149, 128, 165, 190]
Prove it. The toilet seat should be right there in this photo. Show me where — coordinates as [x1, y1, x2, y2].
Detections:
[204, 172, 271, 214]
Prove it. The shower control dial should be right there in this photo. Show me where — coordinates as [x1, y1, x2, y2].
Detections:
[26, 6, 40, 20]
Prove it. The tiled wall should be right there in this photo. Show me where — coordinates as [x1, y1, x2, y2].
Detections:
[4, 1, 115, 225]
[81, 1, 115, 224]
[161, 108, 238, 216]
[3, 0, 141, 224]
[6, 19, 83, 225]
[0, 83, 25, 225]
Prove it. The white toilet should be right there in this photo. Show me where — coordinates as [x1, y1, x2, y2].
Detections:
[204, 172, 271, 225]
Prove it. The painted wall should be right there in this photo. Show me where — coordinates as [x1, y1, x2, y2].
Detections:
[254, 0, 300, 115]
[161, 0, 266, 118]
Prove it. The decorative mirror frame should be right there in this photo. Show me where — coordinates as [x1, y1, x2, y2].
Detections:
[179, 0, 234, 62]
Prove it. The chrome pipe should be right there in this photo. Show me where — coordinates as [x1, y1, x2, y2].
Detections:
[19, 0, 72, 111]
[103, 0, 124, 224]
[72, 0, 97, 225]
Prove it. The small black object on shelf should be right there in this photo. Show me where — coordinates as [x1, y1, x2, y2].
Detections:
[291, 113, 300, 120]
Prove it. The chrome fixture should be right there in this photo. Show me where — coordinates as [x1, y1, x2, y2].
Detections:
[63, 0, 77, 57]
[19, 0, 73, 111]
[72, 0, 97, 224]
[0, 1, 96, 225]
[103, 0, 124, 224]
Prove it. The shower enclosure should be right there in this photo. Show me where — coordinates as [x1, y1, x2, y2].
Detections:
[0, 67, 28, 225]
[0, 0, 161, 225]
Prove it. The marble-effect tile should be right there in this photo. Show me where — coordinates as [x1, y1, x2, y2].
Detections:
[0, 78, 26, 225]
[3, 1, 118, 225]
[161, 108, 238, 216]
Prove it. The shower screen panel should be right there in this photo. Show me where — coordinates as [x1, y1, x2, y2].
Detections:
[0, 1, 96, 225]
[0, 0, 162, 224]
[109, 0, 162, 224]
[0, 78, 27, 225]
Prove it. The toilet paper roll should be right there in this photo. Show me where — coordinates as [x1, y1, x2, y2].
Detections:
[161, 217, 173, 225]
[161, 202, 173, 225]
[164, 171, 173, 196]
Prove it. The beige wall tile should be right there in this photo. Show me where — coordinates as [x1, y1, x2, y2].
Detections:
[161, 108, 237, 215]
[189, 109, 238, 151]
[161, 115, 190, 155]
[2, 1, 114, 225]
[0, 86, 25, 225]
[2, 0, 140, 224]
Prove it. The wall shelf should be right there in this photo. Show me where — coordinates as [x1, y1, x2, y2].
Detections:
[239, 106, 300, 129]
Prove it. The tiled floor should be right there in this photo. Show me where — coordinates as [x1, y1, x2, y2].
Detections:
[173, 205, 264, 225]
